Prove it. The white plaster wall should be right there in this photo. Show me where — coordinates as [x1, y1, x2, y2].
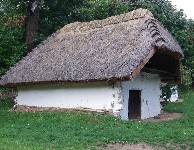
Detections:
[170, 86, 178, 102]
[16, 73, 161, 120]
[16, 82, 120, 111]
[120, 72, 161, 120]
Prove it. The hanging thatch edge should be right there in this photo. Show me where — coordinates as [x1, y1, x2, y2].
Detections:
[131, 48, 157, 79]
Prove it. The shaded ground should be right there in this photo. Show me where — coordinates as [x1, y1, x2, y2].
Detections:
[99, 142, 192, 150]
[143, 112, 182, 122]
[12, 105, 110, 114]
[99, 142, 165, 150]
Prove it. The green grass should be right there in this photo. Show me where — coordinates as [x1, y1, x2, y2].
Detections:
[0, 89, 194, 150]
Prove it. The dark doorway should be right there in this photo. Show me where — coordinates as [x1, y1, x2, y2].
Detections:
[128, 90, 141, 119]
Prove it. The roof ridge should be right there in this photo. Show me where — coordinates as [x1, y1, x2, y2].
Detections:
[33, 8, 153, 50]
[61, 8, 153, 33]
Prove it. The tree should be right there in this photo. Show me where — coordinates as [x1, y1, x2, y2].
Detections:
[25, 0, 40, 51]
[0, 0, 26, 75]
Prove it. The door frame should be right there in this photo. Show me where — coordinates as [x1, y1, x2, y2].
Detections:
[128, 90, 141, 119]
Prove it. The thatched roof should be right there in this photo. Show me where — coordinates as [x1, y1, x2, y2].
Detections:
[0, 8, 183, 86]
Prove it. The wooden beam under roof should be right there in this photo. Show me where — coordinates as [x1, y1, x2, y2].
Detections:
[142, 67, 179, 76]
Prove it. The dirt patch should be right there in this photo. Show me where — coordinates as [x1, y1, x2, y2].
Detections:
[12, 105, 67, 112]
[11, 105, 111, 114]
[98, 142, 192, 150]
[143, 112, 182, 122]
[98, 142, 165, 150]
[173, 99, 184, 103]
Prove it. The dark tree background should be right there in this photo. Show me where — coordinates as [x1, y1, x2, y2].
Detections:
[0, 0, 193, 85]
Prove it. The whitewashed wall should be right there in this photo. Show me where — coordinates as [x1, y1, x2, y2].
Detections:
[119, 72, 161, 120]
[16, 72, 161, 120]
[16, 82, 121, 113]
[170, 86, 178, 102]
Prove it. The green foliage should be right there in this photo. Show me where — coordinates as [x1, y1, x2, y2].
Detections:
[36, 0, 88, 41]
[0, 87, 16, 110]
[0, 25, 26, 75]
[0, 89, 194, 149]
[160, 84, 175, 102]
[71, 0, 129, 21]
[182, 65, 193, 86]
[0, 0, 26, 75]
[37, 0, 129, 41]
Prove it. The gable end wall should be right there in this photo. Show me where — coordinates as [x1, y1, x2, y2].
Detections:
[120, 72, 161, 120]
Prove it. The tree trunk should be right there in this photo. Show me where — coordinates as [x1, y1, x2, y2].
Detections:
[25, 0, 40, 51]
[191, 71, 194, 87]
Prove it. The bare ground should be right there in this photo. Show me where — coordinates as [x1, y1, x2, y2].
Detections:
[98, 142, 165, 150]
[143, 112, 182, 122]
[98, 142, 191, 150]
[11, 105, 111, 114]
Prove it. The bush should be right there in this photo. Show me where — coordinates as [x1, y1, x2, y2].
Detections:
[0, 87, 16, 109]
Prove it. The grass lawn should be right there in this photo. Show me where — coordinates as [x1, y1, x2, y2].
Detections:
[0, 89, 194, 150]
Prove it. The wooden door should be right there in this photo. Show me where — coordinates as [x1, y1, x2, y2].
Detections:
[128, 90, 141, 119]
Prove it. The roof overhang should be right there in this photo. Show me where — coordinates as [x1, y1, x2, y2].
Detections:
[131, 47, 182, 84]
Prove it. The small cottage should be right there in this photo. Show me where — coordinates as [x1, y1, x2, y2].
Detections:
[0, 8, 183, 120]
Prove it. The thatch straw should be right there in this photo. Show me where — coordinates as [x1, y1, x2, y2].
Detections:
[0, 8, 183, 86]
